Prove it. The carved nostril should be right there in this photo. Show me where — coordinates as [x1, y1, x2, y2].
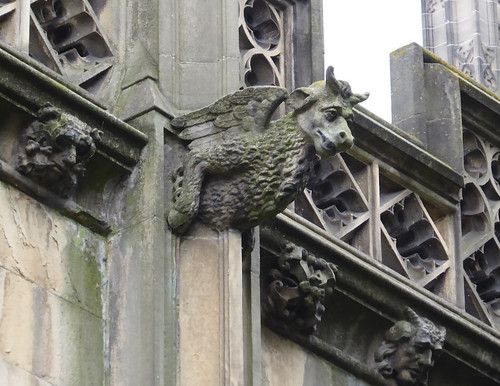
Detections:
[339, 132, 346, 140]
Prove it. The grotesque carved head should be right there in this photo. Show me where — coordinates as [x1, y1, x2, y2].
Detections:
[374, 307, 446, 386]
[17, 103, 102, 197]
[287, 66, 369, 157]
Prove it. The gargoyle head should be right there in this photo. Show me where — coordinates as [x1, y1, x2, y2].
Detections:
[288, 66, 369, 157]
[17, 103, 102, 197]
[374, 307, 446, 386]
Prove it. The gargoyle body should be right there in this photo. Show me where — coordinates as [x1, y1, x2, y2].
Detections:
[168, 67, 368, 234]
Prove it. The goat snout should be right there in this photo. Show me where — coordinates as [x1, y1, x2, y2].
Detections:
[334, 129, 354, 152]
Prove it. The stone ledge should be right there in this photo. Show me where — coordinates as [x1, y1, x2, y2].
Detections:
[351, 105, 463, 207]
[0, 41, 148, 171]
[0, 42, 150, 234]
[262, 212, 500, 384]
[0, 160, 111, 235]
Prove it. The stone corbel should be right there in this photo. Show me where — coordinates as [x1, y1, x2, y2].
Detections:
[0, 43, 148, 234]
[374, 307, 446, 386]
[261, 241, 337, 334]
[17, 103, 102, 198]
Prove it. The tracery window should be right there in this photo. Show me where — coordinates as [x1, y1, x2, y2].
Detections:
[295, 154, 452, 296]
[461, 130, 500, 328]
[238, 0, 285, 88]
[294, 131, 500, 330]
[0, 0, 113, 94]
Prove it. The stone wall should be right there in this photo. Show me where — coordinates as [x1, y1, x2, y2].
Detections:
[0, 1, 499, 386]
[0, 181, 105, 385]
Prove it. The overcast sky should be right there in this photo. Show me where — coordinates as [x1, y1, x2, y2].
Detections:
[323, 1, 423, 122]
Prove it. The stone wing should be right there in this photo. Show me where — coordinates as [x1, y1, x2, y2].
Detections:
[171, 86, 288, 149]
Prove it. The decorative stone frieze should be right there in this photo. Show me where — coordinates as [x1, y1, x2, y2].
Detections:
[261, 241, 337, 334]
[168, 66, 368, 234]
[422, 0, 500, 92]
[374, 307, 446, 386]
[452, 40, 475, 79]
[17, 103, 102, 198]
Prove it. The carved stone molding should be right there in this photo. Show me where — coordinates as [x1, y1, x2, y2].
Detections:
[16, 103, 102, 198]
[167, 67, 368, 234]
[424, 0, 445, 13]
[261, 241, 337, 334]
[453, 40, 475, 79]
[374, 307, 446, 386]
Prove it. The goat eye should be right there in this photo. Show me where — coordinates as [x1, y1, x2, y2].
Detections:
[325, 110, 337, 122]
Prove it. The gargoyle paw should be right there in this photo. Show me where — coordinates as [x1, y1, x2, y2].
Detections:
[167, 209, 192, 234]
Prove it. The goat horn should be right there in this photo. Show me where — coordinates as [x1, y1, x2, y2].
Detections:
[326, 66, 341, 94]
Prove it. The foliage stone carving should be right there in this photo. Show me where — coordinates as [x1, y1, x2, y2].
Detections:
[261, 242, 337, 334]
[167, 66, 369, 234]
[17, 103, 102, 198]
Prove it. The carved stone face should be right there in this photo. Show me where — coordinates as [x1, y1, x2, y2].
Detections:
[295, 98, 354, 157]
[50, 124, 96, 173]
[17, 104, 101, 197]
[375, 308, 445, 386]
[289, 67, 367, 158]
[388, 334, 440, 386]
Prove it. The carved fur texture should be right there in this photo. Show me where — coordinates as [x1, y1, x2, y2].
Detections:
[168, 67, 368, 233]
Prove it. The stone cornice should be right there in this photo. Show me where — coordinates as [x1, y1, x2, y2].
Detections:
[351, 105, 463, 209]
[0, 42, 148, 234]
[0, 41, 148, 170]
[262, 212, 500, 384]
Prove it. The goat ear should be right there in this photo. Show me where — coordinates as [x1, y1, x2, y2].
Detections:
[287, 88, 311, 111]
[349, 92, 370, 107]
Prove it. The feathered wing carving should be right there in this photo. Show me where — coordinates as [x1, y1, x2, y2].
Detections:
[168, 66, 367, 234]
[171, 86, 288, 149]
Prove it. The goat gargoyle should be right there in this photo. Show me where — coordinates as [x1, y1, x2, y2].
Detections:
[168, 66, 368, 234]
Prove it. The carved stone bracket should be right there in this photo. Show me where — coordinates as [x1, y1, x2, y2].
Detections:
[17, 103, 102, 198]
[374, 307, 446, 386]
[261, 241, 337, 334]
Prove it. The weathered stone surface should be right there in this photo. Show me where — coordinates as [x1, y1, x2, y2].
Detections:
[168, 67, 368, 234]
[261, 328, 372, 386]
[0, 181, 104, 316]
[0, 269, 103, 385]
[374, 307, 446, 386]
[178, 225, 244, 385]
[0, 358, 54, 386]
[105, 111, 168, 386]
[390, 43, 463, 173]
[0, 180, 104, 385]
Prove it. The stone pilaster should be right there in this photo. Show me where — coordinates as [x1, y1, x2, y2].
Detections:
[177, 226, 244, 385]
